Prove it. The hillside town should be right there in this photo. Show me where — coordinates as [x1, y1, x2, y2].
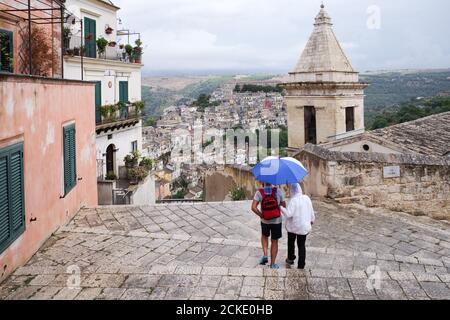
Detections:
[142, 81, 287, 201]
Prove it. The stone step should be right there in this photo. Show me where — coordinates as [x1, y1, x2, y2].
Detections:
[140, 265, 450, 283]
[56, 227, 449, 267]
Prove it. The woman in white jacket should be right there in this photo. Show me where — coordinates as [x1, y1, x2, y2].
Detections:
[281, 183, 315, 269]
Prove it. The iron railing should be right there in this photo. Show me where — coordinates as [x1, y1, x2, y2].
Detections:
[112, 188, 132, 205]
[63, 34, 141, 63]
[96, 159, 104, 180]
[96, 104, 142, 126]
[63, 34, 139, 63]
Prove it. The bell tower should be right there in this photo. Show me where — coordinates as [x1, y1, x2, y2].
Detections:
[282, 4, 368, 150]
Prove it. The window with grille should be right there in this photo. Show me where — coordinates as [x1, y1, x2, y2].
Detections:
[0, 29, 13, 73]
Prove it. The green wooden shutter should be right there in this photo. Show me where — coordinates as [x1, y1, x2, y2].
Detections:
[0, 153, 10, 247]
[0, 143, 25, 254]
[63, 125, 77, 195]
[70, 127, 77, 185]
[9, 148, 24, 234]
[63, 127, 71, 193]
[95, 82, 102, 124]
[119, 81, 129, 118]
[119, 81, 129, 103]
[0, 29, 13, 73]
[84, 17, 96, 58]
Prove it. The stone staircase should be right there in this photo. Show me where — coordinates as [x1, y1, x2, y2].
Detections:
[1, 200, 449, 300]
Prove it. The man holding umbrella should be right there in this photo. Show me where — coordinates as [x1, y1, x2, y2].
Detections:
[251, 156, 309, 270]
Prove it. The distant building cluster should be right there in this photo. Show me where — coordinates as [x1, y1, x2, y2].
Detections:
[142, 82, 287, 200]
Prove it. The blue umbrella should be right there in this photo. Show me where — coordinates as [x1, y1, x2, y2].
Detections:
[252, 156, 309, 186]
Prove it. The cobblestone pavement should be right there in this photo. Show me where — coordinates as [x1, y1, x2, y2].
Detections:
[1, 200, 449, 300]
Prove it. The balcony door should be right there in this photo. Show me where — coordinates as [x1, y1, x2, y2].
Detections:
[119, 81, 129, 103]
[95, 81, 102, 124]
[119, 81, 129, 118]
[84, 17, 96, 58]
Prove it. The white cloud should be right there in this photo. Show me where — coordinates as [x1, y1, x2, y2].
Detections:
[113, 0, 450, 74]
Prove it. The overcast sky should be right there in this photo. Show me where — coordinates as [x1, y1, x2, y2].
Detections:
[113, 0, 450, 75]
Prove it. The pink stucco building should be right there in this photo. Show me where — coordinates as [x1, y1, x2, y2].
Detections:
[0, 0, 98, 282]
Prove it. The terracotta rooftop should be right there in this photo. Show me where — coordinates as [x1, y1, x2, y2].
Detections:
[371, 112, 450, 157]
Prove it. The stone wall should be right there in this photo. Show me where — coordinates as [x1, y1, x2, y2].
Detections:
[130, 174, 156, 206]
[296, 145, 450, 220]
[330, 162, 450, 220]
[204, 165, 261, 202]
[0, 75, 97, 282]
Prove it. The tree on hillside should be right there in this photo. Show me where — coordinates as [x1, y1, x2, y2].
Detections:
[192, 94, 220, 112]
[368, 96, 450, 130]
[145, 117, 157, 127]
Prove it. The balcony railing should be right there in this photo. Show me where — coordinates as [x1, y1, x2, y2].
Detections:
[63, 35, 142, 64]
[96, 103, 142, 126]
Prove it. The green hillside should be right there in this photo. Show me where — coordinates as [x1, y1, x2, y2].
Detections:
[362, 71, 450, 126]
[141, 76, 234, 117]
[368, 96, 450, 130]
[142, 70, 450, 123]
[141, 86, 176, 118]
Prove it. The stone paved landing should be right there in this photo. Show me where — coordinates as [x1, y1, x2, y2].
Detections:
[0, 200, 449, 300]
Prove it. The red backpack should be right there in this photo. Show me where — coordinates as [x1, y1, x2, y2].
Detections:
[260, 188, 281, 220]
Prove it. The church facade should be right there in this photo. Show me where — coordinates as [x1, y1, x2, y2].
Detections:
[282, 4, 368, 150]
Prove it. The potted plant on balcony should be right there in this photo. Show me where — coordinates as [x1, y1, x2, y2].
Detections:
[100, 105, 110, 121]
[131, 100, 145, 116]
[128, 166, 148, 185]
[109, 103, 119, 119]
[96, 37, 108, 57]
[73, 46, 85, 56]
[117, 101, 128, 118]
[100, 104, 118, 122]
[139, 157, 154, 171]
[105, 171, 117, 181]
[133, 39, 143, 64]
[124, 150, 141, 169]
[105, 25, 114, 34]
[125, 44, 134, 62]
